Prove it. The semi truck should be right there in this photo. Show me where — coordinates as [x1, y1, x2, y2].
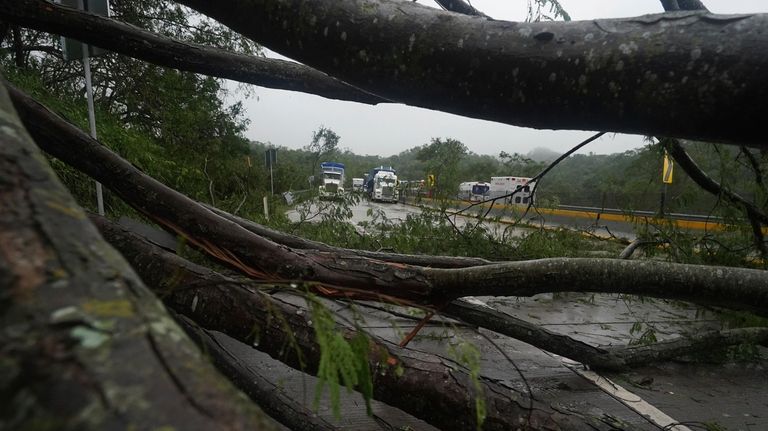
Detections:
[365, 166, 398, 202]
[318, 162, 345, 199]
[352, 177, 365, 192]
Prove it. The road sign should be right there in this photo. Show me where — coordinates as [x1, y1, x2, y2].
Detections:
[662, 151, 674, 184]
[265, 148, 277, 168]
[57, 0, 110, 61]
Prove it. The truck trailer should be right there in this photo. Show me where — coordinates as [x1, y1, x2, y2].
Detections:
[489, 176, 536, 205]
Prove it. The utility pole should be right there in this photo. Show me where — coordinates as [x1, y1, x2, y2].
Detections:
[59, 0, 110, 215]
[265, 147, 277, 195]
[81, 35, 103, 215]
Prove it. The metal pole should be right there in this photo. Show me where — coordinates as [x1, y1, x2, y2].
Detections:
[270, 164, 274, 195]
[82, 41, 104, 215]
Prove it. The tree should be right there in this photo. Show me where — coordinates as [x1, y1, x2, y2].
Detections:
[2, 0, 768, 429]
[417, 137, 468, 198]
[305, 125, 340, 178]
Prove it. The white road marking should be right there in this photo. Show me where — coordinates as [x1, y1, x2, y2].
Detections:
[562, 360, 692, 431]
[464, 296, 692, 431]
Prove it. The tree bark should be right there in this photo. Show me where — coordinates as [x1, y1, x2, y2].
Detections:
[0, 78, 279, 430]
[443, 300, 627, 369]
[9, 84, 768, 316]
[610, 327, 768, 367]
[0, 0, 383, 104]
[93, 215, 636, 431]
[173, 313, 341, 431]
[178, 0, 768, 146]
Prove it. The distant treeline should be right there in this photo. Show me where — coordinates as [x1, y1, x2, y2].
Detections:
[252, 140, 764, 215]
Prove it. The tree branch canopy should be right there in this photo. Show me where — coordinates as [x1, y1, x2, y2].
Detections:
[0, 0, 383, 104]
[178, 0, 768, 146]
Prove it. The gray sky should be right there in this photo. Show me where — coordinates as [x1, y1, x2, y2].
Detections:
[228, 0, 767, 157]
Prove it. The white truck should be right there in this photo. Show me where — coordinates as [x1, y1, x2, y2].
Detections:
[489, 176, 536, 205]
[366, 167, 398, 202]
[352, 177, 365, 192]
[319, 162, 345, 199]
[458, 181, 491, 202]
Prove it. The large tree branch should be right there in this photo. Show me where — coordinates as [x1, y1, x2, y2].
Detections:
[0, 0, 383, 104]
[93, 216, 635, 431]
[0, 77, 280, 430]
[9, 84, 768, 315]
[178, 0, 767, 146]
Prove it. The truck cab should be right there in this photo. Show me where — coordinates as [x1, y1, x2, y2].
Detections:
[319, 162, 345, 199]
[364, 166, 398, 202]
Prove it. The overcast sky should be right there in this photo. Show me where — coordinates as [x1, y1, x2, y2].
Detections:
[227, 0, 767, 157]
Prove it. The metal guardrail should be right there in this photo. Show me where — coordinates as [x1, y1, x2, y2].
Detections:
[555, 205, 723, 223]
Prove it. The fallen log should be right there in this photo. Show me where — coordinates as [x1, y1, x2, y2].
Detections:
[0, 0, 383, 104]
[173, 313, 341, 431]
[93, 215, 636, 431]
[0, 77, 280, 430]
[178, 0, 768, 146]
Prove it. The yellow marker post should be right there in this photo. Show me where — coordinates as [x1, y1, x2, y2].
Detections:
[662, 151, 674, 184]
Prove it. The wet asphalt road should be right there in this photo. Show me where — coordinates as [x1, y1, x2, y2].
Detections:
[289, 198, 638, 240]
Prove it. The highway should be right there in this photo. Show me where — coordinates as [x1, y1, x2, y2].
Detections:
[289, 194, 752, 243]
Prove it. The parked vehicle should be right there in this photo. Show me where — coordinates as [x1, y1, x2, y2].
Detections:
[365, 166, 398, 202]
[319, 162, 345, 199]
[458, 181, 491, 201]
[352, 177, 365, 192]
[489, 176, 536, 204]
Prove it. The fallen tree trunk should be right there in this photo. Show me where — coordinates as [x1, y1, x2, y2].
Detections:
[93, 215, 635, 431]
[444, 299, 627, 370]
[444, 298, 768, 370]
[10, 84, 768, 315]
[611, 327, 768, 367]
[0, 0, 383, 104]
[0, 78, 279, 430]
[178, 0, 768, 146]
[173, 313, 340, 431]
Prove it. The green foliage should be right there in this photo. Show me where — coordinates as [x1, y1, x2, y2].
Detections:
[305, 125, 341, 178]
[2, 1, 270, 220]
[417, 138, 468, 199]
[527, 0, 571, 22]
[628, 322, 658, 346]
[308, 295, 373, 418]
